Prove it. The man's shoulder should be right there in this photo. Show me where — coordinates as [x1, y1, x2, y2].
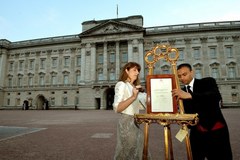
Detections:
[200, 77, 216, 82]
[198, 77, 217, 85]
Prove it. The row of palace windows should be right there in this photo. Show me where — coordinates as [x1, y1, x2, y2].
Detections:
[194, 65, 237, 79]
[153, 64, 237, 79]
[8, 74, 81, 87]
[8, 56, 81, 71]
[9, 45, 234, 72]
[7, 71, 118, 87]
[97, 52, 128, 64]
[6, 92, 239, 107]
[8, 51, 129, 72]
[7, 63, 237, 88]
[6, 96, 80, 106]
[177, 46, 234, 61]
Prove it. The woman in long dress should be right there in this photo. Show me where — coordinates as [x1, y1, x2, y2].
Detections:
[113, 62, 148, 160]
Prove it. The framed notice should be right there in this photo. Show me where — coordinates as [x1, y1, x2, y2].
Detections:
[146, 74, 177, 114]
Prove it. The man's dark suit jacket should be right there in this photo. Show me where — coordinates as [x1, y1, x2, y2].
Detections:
[183, 77, 226, 130]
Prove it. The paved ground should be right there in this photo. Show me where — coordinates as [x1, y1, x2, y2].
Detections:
[0, 108, 239, 160]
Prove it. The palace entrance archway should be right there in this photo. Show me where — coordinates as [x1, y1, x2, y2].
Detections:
[35, 94, 48, 110]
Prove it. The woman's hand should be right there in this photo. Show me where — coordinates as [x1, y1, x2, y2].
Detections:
[132, 87, 140, 99]
[136, 85, 144, 92]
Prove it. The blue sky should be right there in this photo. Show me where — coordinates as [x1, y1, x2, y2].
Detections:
[1, 0, 240, 42]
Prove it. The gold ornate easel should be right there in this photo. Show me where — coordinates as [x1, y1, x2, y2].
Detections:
[134, 44, 199, 160]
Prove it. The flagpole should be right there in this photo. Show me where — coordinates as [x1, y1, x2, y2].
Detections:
[117, 4, 118, 18]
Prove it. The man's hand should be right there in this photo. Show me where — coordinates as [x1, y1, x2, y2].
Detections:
[172, 89, 192, 100]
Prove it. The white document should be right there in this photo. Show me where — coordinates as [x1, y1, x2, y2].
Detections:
[150, 78, 173, 112]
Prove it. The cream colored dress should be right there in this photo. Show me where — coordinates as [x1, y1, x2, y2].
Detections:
[113, 81, 149, 160]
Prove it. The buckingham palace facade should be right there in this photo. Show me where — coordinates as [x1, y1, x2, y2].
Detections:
[0, 15, 239, 110]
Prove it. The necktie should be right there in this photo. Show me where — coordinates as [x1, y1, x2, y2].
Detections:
[187, 85, 193, 94]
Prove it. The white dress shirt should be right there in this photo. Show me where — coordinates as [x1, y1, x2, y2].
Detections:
[113, 81, 147, 116]
[185, 78, 195, 92]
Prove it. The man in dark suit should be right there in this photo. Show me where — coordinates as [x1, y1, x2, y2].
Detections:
[172, 63, 232, 160]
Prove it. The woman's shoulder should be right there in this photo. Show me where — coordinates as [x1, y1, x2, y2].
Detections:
[115, 81, 126, 87]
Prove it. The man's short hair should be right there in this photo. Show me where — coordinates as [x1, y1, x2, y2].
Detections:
[177, 63, 192, 71]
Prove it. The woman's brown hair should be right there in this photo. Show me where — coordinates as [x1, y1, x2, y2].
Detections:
[118, 62, 141, 86]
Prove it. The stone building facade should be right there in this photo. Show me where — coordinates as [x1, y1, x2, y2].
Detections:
[0, 15, 239, 110]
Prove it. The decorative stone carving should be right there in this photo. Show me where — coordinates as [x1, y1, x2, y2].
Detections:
[184, 38, 191, 44]
[200, 37, 208, 43]
[104, 24, 120, 33]
[216, 36, 224, 42]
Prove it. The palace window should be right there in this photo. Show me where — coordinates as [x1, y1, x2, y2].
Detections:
[109, 68, 116, 80]
[109, 52, 115, 63]
[63, 97, 68, 105]
[195, 68, 202, 79]
[193, 48, 200, 59]
[52, 58, 58, 68]
[8, 77, 13, 87]
[98, 54, 103, 64]
[121, 52, 128, 63]
[50, 98, 55, 106]
[225, 46, 233, 58]
[227, 62, 236, 78]
[98, 73, 104, 81]
[178, 49, 184, 61]
[76, 73, 81, 84]
[97, 68, 104, 81]
[64, 57, 70, 67]
[28, 76, 33, 86]
[161, 65, 170, 74]
[39, 76, 44, 86]
[17, 75, 23, 87]
[228, 66, 236, 78]
[231, 86, 237, 89]
[19, 61, 24, 71]
[76, 56, 81, 66]
[29, 60, 34, 70]
[9, 62, 14, 71]
[209, 47, 217, 59]
[51, 75, 57, 85]
[40, 58, 46, 69]
[63, 75, 69, 85]
[211, 68, 219, 79]
[75, 97, 79, 105]
[16, 98, 21, 106]
[232, 93, 238, 103]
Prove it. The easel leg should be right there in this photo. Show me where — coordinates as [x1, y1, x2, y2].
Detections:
[143, 123, 149, 160]
[183, 125, 192, 160]
[164, 126, 174, 160]
[167, 126, 174, 160]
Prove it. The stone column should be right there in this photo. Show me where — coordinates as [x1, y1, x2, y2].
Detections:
[115, 41, 120, 79]
[128, 40, 133, 62]
[216, 36, 224, 61]
[184, 38, 192, 63]
[80, 43, 86, 81]
[0, 48, 6, 107]
[216, 36, 224, 77]
[90, 43, 96, 81]
[0, 48, 7, 88]
[138, 39, 144, 79]
[200, 37, 208, 76]
[103, 42, 108, 80]
[85, 44, 91, 81]
[232, 36, 240, 72]
[46, 50, 52, 85]
[35, 51, 41, 85]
